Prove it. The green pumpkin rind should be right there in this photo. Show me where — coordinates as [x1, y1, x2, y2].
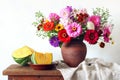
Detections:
[12, 46, 35, 66]
[13, 57, 25, 63]
[13, 56, 31, 66]
[20, 58, 29, 66]
[30, 53, 36, 64]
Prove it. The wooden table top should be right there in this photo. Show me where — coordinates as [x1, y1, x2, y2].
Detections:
[3, 64, 62, 76]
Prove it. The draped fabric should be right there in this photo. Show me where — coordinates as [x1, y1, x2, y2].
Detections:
[56, 58, 120, 80]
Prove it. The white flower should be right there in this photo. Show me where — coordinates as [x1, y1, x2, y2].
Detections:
[86, 21, 95, 30]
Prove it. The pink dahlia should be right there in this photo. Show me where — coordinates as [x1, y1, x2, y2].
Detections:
[65, 22, 82, 38]
[89, 15, 101, 27]
[84, 30, 99, 44]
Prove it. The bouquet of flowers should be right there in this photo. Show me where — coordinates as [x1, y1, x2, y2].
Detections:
[32, 6, 114, 48]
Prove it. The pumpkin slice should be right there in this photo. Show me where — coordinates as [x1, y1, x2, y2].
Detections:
[12, 46, 34, 66]
[34, 52, 53, 64]
[44, 53, 53, 64]
[12, 46, 34, 58]
[31, 52, 37, 64]
[35, 52, 44, 64]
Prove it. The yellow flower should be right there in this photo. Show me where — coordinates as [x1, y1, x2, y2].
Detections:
[55, 24, 64, 31]
[111, 41, 114, 44]
[44, 19, 49, 23]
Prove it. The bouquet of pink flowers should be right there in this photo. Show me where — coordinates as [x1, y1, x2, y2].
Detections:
[33, 6, 114, 48]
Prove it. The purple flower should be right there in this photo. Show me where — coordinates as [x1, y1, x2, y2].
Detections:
[60, 6, 72, 19]
[65, 22, 82, 38]
[49, 13, 60, 22]
[103, 24, 112, 42]
[89, 15, 101, 28]
[66, 6, 72, 12]
[49, 36, 60, 47]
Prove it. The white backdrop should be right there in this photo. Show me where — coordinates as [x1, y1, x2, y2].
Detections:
[0, 0, 120, 79]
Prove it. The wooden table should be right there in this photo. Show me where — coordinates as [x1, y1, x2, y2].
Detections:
[3, 64, 64, 80]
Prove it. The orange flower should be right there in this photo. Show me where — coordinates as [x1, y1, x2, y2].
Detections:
[43, 21, 54, 31]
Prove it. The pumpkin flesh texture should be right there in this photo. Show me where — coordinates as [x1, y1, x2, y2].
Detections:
[12, 46, 34, 58]
[34, 52, 52, 64]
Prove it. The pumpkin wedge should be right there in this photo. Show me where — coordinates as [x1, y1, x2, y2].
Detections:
[31, 52, 37, 64]
[12, 46, 34, 66]
[31, 52, 53, 64]
[44, 53, 53, 64]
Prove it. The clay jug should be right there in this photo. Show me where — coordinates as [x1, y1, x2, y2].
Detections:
[61, 39, 87, 67]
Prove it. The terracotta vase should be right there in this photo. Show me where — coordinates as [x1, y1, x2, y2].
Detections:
[61, 39, 87, 67]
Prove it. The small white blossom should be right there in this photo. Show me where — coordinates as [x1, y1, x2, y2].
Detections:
[86, 21, 95, 30]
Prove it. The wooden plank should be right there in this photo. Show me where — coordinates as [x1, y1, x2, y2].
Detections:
[9, 75, 40, 80]
[39, 76, 64, 80]
[3, 64, 62, 76]
[8, 75, 64, 80]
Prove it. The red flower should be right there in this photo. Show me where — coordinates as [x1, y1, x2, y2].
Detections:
[99, 42, 105, 48]
[37, 24, 43, 30]
[77, 13, 89, 24]
[58, 29, 71, 42]
[84, 30, 99, 44]
[43, 21, 54, 31]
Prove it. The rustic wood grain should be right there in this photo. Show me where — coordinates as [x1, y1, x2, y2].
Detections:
[3, 64, 64, 80]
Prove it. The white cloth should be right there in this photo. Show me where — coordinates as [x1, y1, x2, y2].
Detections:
[56, 58, 120, 80]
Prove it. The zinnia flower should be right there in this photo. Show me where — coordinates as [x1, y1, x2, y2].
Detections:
[77, 12, 89, 24]
[58, 29, 71, 42]
[66, 22, 82, 38]
[103, 24, 112, 42]
[49, 13, 60, 22]
[60, 6, 72, 19]
[84, 30, 99, 44]
[49, 36, 60, 47]
[55, 24, 64, 32]
[89, 15, 101, 27]
[33, 6, 114, 48]
[43, 21, 54, 31]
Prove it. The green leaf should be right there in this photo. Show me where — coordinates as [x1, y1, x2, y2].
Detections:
[35, 11, 44, 18]
[32, 22, 38, 27]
